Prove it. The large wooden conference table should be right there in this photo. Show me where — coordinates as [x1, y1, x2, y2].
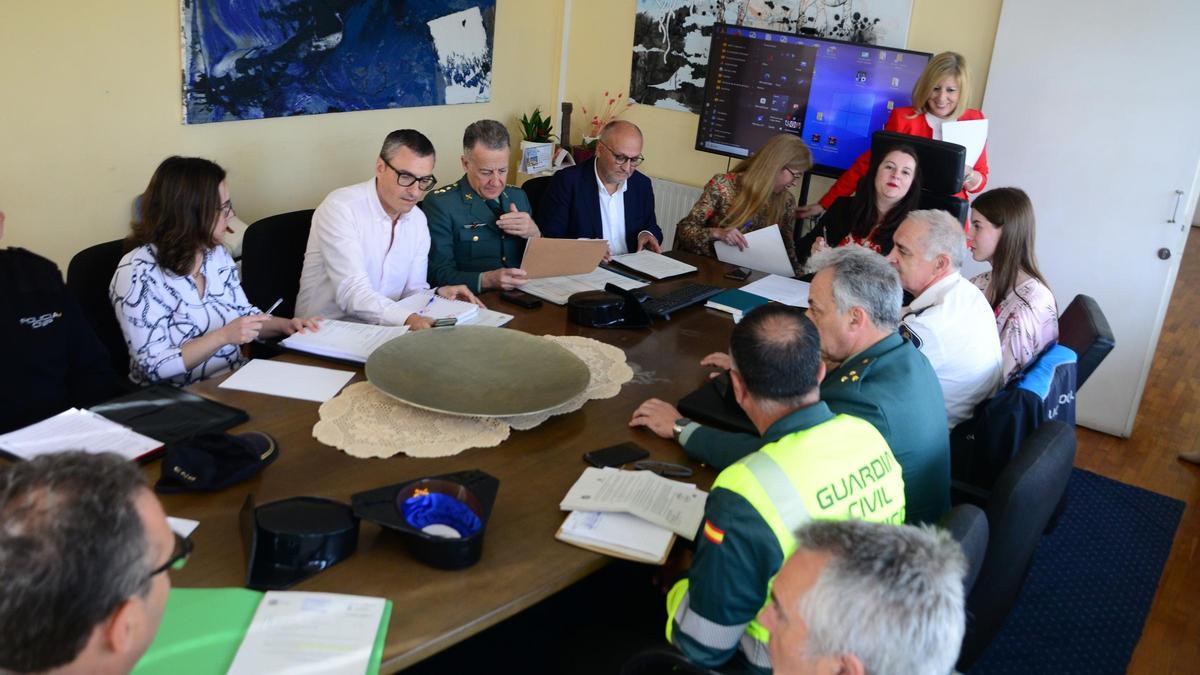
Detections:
[164, 252, 748, 672]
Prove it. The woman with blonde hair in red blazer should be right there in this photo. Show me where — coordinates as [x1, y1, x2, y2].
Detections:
[797, 51, 988, 218]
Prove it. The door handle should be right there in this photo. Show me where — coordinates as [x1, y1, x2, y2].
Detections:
[1168, 189, 1184, 224]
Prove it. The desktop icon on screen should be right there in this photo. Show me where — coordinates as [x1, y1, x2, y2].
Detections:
[891, 77, 900, 87]
[860, 50, 870, 58]
[816, 111, 824, 121]
[811, 133, 821, 143]
[856, 71, 868, 84]
[827, 136, 837, 146]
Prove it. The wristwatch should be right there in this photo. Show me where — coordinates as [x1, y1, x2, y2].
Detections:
[672, 417, 693, 441]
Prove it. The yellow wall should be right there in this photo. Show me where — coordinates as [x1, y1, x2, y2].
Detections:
[0, 1, 563, 268]
[563, 0, 1002, 194]
[0, 0, 1001, 267]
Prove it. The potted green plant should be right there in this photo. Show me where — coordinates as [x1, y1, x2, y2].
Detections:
[517, 108, 556, 174]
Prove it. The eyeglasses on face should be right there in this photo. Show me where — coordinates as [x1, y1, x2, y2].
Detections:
[146, 532, 193, 581]
[381, 155, 438, 191]
[220, 200, 235, 218]
[599, 140, 645, 167]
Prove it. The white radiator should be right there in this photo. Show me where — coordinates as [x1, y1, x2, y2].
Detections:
[648, 175, 703, 251]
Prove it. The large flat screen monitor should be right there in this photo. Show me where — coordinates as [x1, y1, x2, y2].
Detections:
[695, 24, 931, 177]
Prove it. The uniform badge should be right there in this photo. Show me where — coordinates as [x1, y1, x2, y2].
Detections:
[899, 323, 923, 349]
[703, 519, 725, 545]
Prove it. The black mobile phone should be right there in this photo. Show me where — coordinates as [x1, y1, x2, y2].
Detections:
[724, 266, 751, 281]
[432, 317, 457, 327]
[583, 442, 650, 468]
[500, 290, 542, 309]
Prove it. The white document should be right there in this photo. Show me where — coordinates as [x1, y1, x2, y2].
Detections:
[227, 591, 386, 675]
[521, 268, 649, 305]
[459, 307, 514, 327]
[167, 516, 200, 538]
[942, 118, 989, 169]
[219, 360, 354, 403]
[740, 274, 811, 307]
[560, 467, 707, 539]
[558, 510, 674, 563]
[413, 291, 479, 323]
[714, 224, 795, 277]
[280, 320, 409, 363]
[0, 408, 161, 461]
[611, 250, 698, 279]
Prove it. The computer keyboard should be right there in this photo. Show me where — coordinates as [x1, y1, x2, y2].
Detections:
[641, 283, 724, 319]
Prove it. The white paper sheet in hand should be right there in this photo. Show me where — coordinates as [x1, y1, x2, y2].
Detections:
[219, 359, 355, 402]
[713, 224, 795, 277]
[942, 119, 989, 169]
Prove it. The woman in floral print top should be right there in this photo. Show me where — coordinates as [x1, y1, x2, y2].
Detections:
[673, 134, 812, 276]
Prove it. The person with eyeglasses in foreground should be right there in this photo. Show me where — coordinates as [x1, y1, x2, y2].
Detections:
[538, 120, 663, 261]
[296, 129, 482, 330]
[424, 119, 542, 293]
[673, 133, 812, 277]
[0, 451, 188, 674]
[110, 156, 321, 385]
[635, 305, 906, 673]
[758, 519, 966, 675]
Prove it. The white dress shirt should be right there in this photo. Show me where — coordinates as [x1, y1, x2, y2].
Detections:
[594, 162, 630, 255]
[110, 244, 257, 386]
[296, 179, 433, 326]
[900, 271, 1003, 427]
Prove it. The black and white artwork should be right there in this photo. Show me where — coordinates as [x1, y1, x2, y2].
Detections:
[630, 0, 913, 113]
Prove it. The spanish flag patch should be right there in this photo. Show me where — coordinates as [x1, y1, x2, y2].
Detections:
[703, 520, 725, 545]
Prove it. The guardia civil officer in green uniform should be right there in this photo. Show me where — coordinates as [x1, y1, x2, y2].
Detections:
[631, 247, 949, 525]
[632, 306, 906, 673]
[423, 119, 539, 294]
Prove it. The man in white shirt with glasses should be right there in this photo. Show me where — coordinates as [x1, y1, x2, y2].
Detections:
[297, 129, 481, 329]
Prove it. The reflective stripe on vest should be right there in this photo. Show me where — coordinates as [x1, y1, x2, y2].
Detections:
[740, 632, 772, 669]
[712, 414, 907, 653]
[671, 589, 747, 651]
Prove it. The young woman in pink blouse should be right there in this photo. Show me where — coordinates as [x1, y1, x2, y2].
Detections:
[967, 187, 1058, 382]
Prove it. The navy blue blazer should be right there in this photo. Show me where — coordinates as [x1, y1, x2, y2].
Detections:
[538, 158, 662, 253]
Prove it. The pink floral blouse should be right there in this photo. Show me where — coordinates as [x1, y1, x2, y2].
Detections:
[971, 271, 1059, 382]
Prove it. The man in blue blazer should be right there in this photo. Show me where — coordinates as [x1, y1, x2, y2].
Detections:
[538, 121, 663, 256]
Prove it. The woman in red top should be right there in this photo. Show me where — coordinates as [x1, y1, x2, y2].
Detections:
[797, 51, 988, 218]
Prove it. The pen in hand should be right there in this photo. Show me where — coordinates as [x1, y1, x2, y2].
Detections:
[263, 298, 284, 316]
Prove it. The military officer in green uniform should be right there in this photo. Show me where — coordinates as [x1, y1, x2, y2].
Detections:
[631, 246, 949, 525]
[423, 119, 540, 294]
[634, 305, 906, 673]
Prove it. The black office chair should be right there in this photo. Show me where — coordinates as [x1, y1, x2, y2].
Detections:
[66, 238, 130, 380]
[918, 191, 969, 224]
[1057, 294, 1114, 391]
[939, 503, 989, 596]
[956, 420, 1076, 671]
[619, 647, 720, 675]
[523, 176, 553, 224]
[240, 209, 314, 319]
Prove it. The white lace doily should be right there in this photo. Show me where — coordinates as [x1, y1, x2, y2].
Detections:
[314, 335, 633, 458]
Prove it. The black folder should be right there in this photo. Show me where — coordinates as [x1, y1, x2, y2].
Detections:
[677, 372, 757, 435]
[91, 385, 249, 447]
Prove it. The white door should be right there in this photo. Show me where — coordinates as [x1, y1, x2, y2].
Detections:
[982, 0, 1200, 436]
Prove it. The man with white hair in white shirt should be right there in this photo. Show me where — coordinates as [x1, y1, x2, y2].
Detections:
[887, 209, 1002, 426]
[296, 129, 482, 330]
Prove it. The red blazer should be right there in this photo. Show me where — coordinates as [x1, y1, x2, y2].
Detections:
[818, 106, 989, 209]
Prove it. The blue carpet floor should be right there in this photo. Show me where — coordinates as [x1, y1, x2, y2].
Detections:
[971, 468, 1185, 674]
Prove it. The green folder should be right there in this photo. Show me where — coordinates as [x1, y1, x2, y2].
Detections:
[132, 588, 392, 675]
[705, 288, 771, 317]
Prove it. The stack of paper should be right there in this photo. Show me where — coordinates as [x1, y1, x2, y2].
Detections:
[460, 307, 514, 328]
[522, 268, 649, 305]
[611, 250, 698, 279]
[0, 408, 162, 461]
[556, 467, 708, 564]
[280, 319, 409, 363]
[416, 292, 480, 323]
[219, 360, 355, 402]
[740, 274, 811, 307]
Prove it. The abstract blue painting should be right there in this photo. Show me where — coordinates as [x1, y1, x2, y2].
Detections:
[181, 0, 495, 124]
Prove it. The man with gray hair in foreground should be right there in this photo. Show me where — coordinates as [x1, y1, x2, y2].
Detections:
[758, 519, 966, 675]
[0, 452, 183, 674]
[636, 246, 951, 524]
[887, 209, 1002, 426]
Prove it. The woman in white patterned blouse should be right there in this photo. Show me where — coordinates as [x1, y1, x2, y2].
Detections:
[967, 187, 1059, 382]
[110, 156, 320, 385]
